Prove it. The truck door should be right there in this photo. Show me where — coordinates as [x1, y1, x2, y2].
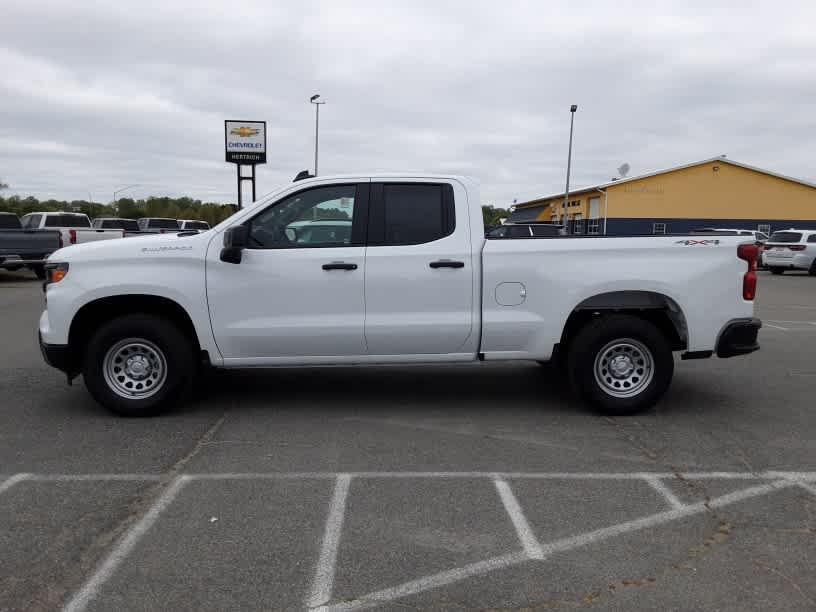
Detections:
[206, 182, 369, 362]
[363, 181, 475, 355]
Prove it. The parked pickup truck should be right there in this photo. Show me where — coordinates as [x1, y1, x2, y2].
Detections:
[38, 174, 761, 417]
[137, 217, 180, 233]
[0, 212, 61, 278]
[21, 212, 124, 246]
[92, 217, 143, 236]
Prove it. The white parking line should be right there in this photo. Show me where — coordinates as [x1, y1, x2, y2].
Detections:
[642, 475, 685, 510]
[0, 473, 32, 494]
[308, 474, 352, 609]
[319, 479, 797, 610]
[797, 482, 816, 497]
[62, 476, 190, 612]
[493, 477, 544, 559]
[319, 552, 527, 612]
[763, 323, 789, 330]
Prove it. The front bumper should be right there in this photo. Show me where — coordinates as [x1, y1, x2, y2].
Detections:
[716, 318, 761, 358]
[39, 332, 74, 375]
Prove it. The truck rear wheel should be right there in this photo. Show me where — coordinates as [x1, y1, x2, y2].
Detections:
[770, 267, 784, 275]
[82, 314, 194, 417]
[567, 314, 673, 416]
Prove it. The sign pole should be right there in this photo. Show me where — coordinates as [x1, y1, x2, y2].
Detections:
[236, 164, 243, 210]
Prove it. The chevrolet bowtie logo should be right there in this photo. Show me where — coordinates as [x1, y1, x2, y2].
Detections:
[230, 127, 260, 137]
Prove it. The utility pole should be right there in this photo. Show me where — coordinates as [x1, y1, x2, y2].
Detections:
[310, 94, 326, 176]
[563, 104, 578, 234]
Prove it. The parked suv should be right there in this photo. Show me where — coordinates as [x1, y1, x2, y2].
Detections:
[764, 229, 816, 275]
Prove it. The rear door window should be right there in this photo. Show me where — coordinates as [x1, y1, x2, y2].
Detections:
[808, 234, 816, 243]
[768, 231, 802, 243]
[368, 183, 455, 245]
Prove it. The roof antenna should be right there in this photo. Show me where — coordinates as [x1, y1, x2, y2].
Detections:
[293, 170, 314, 182]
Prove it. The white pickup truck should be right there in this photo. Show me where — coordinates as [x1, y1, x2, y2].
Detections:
[21, 212, 124, 246]
[39, 174, 761, 417]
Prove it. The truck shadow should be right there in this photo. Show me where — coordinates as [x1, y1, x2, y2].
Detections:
[191, 362, 582, 417]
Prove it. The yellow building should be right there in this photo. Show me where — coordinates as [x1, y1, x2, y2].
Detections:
[510, 157, 816, 235]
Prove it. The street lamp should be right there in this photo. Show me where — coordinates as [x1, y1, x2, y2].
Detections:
[113, 185, 139, 213]
[563, 104, 578, 233]
[310, 94, 326, 176]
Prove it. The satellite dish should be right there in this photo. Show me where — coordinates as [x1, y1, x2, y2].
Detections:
[617, 163, 630, 178]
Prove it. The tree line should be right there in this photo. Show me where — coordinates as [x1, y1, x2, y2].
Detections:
[0, 178, 511, 229]
[0, 194, 236, 227]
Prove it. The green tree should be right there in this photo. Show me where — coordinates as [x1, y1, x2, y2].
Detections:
[0, 178, 8, 190]
[482, 205, 510, 228]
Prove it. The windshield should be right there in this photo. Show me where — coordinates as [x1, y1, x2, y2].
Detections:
[44, 214, 90, 228]
[768, 231, 802, 243]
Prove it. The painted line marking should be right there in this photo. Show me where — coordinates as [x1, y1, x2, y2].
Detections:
[320, 480, 795, 610]
[0, 473, 32, 495]
[642, 475, 686, 510]
[62, 476, 189, 612]
[3, 471, 816, 481]
[764, 323, 789, 330]
[797, 482, 816, 497]
[319, 552, 527, 612]
[308, 474, 352, 609]
[494, 477, 544, 559]
[31, 474, 162, 482]
[540, 480, 792, 558]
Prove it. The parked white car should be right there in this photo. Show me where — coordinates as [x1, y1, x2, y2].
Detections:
[21, 212, 124, 246]
[39, 174, 761, 417]
[764, 229, 816, 275]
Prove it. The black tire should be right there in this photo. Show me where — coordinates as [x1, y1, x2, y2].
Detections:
[567, 314, 674, 416]
[770, 267, 784, 275]
[82, 314, 195, 417]
[809, 260, 816, 276]
[32, 265, 46, 280]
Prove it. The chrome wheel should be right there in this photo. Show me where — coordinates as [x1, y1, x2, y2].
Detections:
[593, 338, 654, 398]
[103, 338, 167, 399]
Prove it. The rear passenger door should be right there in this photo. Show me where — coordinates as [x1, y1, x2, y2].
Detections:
[363, 180, 475, 355]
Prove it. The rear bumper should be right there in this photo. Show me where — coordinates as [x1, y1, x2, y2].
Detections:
[716, 318, 761, 358]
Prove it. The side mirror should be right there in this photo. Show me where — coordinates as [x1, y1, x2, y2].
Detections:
[220, 225, 248, 264]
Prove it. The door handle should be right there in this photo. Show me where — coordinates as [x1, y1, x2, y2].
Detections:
[429, 260, 465, 269]
[322, 262, 358, 271]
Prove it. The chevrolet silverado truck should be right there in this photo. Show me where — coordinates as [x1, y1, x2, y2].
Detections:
[0, 212, 61, 278]
[38, 175, 761, 417]
[21, 212, 124, 246]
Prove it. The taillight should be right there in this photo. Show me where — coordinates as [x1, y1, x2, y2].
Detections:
[737, 243, 758, 301]
[789, 244, 806, 251]
[69, 229, 77, 244]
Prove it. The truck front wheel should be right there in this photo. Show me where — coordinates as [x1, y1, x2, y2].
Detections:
[567, 314, 673, 416]
[82, 314, 194, 417]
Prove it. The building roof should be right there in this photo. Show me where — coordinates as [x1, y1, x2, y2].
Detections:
[514, 157, 816, 209]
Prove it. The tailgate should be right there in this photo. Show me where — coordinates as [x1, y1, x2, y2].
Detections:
[0, 229, 61, 253]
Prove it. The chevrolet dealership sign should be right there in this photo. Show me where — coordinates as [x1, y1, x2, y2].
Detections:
[224, 120, 267, 164]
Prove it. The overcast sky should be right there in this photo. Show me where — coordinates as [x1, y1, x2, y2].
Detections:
[1, 0, 814, 206]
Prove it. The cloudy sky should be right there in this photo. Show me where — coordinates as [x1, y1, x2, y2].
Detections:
[1, 0, 814, 206]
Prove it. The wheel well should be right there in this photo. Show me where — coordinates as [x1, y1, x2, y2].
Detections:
[559, 291, 688, 354]
[68, 295, 201, 367]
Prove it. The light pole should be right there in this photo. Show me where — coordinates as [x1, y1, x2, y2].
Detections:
[563, 104, 578, 234]
[310, 94, 326, 176]
[113, 184, 139, 213]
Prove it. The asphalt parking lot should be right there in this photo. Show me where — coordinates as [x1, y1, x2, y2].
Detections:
[1, 268, 815, 611]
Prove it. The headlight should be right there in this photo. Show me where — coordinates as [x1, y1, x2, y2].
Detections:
[44, 262, 69, 286]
